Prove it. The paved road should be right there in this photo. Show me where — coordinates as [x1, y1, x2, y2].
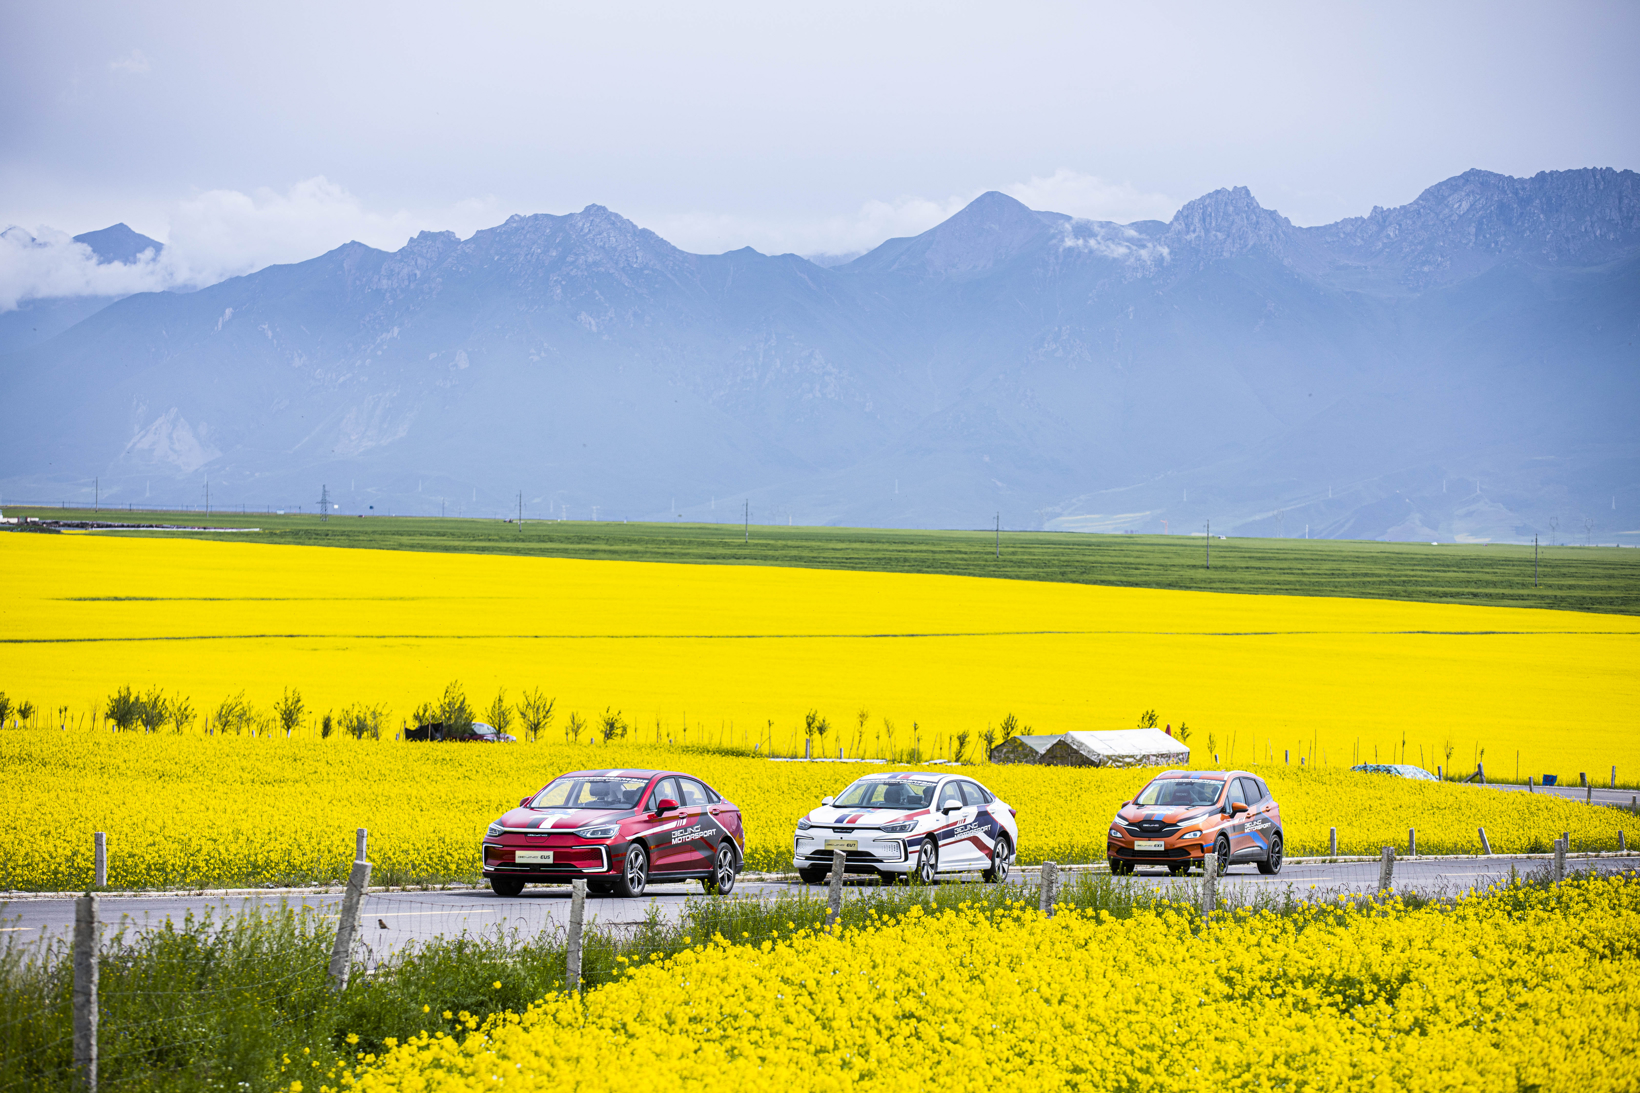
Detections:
[4, 853, 1620, 959]
[1485, 782, 1640, 809]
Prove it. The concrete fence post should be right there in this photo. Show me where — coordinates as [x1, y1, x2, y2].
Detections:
[1199, 856, 1218, 920]
[566, 879, 586, 991]
[1620, 830, 1626, 853]
[327, 856, 373, 993]
[1328, 827, 1337, 856]
[804, 738, 812, 760]
[1528, 776, 1534, 793]
[1377, 847, 1395, 895]
[1038, 861, 1059, 918]
[1408, 828, 1416, 857]
[1478, 828, 1493, 855]
[356, 828, 368, 861]
[93, 832, 107, 888]
[73, 894, 99, 1093]
[1553, 838, 1566, 884]
[1588, 783, 1593, 804]
[1562, 830, 1570, 852]
[825, 849, 847, 925]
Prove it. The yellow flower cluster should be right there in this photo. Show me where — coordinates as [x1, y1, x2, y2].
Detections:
[1, 728, 1626, 890]
[4, 532, 1637, 781]
[321, 876, 1640, 1092]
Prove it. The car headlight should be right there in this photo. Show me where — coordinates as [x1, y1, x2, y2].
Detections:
[486, 822, 503, 838]
[575, 824, 619, 839]
[880, 821, 915, 834]
[1108, 827, 1124, 840]
[796, 817, 812, 830]
[1181, 829, 1201, 839]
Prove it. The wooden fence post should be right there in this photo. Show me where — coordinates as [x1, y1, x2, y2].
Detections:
[825, 849, 846, 925]
[566, 879, 586, 991]
[1038, 861, 1059, 918]
[1478, 828, 1492, 855]
[327, 852, 373, 993]
[1377, 847, 1395, 895]
[1328, 827, 1337, 856]
[93, 832, 107, 888]
[73, 894, 99, 1093]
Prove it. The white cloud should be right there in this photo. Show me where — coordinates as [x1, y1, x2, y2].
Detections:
[0, 226, 168, 310]
[1004, 169, 1178, 224]
[108, 49, 151, 75]
[648, 192, 974, 259]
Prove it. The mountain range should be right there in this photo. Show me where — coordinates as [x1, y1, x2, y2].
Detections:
[3, 168, 1636, 542]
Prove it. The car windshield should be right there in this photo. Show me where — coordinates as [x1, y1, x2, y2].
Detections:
[1135, 778, 1223, 807]
[530, 776, 649, 809]
[831, 778, 938, 810]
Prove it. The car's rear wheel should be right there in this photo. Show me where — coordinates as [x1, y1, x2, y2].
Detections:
[797, 867, 828, 885]
[704, 841, 739, 895]
[1108, 858, 1133, 876]
[489, 876, 525, 897]
[1212, 834, 1232, 875]
[1257, 833, 1284, 875]
[914, 838, 939, 885]
[615, 844, 649, 898]
[983, 835, 1013, 884]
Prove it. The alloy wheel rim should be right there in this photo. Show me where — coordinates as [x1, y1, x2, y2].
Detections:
[628, 850, 646, 890]
[717, 846, 734, 886]
[919, 844, 936, 883]
[995, 841, 1012, 879]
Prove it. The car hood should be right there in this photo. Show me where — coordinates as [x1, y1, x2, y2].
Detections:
[808, 806, 931, 826]
[1117, 804, 1215, 826]
[500, 807, 630, 830]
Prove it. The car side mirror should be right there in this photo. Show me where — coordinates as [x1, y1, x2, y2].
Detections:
[942, 802, 962, 813]
[654, 797, 679, 814]
[1231, 801, 1249, 814]
[821, 796, 834, 806]
[519, 797, 532, 808]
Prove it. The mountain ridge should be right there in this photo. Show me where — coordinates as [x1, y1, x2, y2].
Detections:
[3, 167, 1636, 543]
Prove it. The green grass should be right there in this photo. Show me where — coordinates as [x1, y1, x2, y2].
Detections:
[10, 507, 1640, 615]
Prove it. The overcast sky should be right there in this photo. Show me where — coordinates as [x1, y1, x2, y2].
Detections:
[2, 0, 1636, 300]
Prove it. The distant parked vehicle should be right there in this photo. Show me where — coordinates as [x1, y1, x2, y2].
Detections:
[406, 721, 515, 743]
[1350, 763, 1438, 781]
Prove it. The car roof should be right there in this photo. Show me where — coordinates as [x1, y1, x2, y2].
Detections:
[553, 769, 666, 779]
[852, 770, 955, 781]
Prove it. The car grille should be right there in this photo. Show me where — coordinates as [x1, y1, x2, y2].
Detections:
[1128, 822, 1182, 836]
[1125, 847, 1191, 859]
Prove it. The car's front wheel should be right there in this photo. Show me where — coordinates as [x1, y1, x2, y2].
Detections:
[704, 841, 739, 895]
[615, 844, 649, 898]
[983, 835, 1013, 884]
[914, 838, 939, 885]
[1212, 834, 1232, 875]
[1257, 833, 1284, 875]
[489, 875, 525, 897]
[1108, 858, 1133, 876]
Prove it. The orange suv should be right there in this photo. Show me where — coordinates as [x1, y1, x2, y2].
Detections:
[1106, 769, 1283, 876]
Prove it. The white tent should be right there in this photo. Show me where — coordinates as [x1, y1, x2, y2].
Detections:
[1039, 729, 1190, 769]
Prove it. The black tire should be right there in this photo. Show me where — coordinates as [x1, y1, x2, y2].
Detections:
[704, 841, 740, 895]
[983, 835, 1014, 884]
[1108, 858, 1133, 876]
[489, 875, 525, 897]
[1212, 835, 1232, 875]
[615, 843, 649, 898]
[797, 867, 828, 885]
[1167, 862, 1190, 876]
[587, 879, 614, 895]
[1257, 833, 1284, 875]
[914, 838, 939, 885]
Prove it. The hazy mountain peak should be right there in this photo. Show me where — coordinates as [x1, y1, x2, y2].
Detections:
[852, 189, 1058, 280]
[1165, 186, 1292, 259]
[72, 223, 164, 265]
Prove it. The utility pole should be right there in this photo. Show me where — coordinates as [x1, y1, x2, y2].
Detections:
[1534, 535, 1539, 587]
[318, 484, 329, 522]
[517, 491, 522, 528]
[1206, 520, 1211, 569]
[94, 477, 98, 512]
[995, 512, 1000, 558]
[744, 499, 749, 544]
[205, 476, 210, 517]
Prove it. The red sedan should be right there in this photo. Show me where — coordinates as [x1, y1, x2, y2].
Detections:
[482, 768, 745, 897]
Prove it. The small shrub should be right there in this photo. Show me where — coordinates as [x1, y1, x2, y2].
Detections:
[137, 687, 169, 734]
[320, 711, 334, 739]
[0, 693, 11, 726]
[1137, 709, 1159, 729]
[273, 687, 305, 738]
[15, 699, 35, 727]
[107, 686, 144, 732]
[211, 692, 251, 735]
[954, 730, 971, 764]
[340, 703, 386, 741]
[437, 681, 474, 735]
[599, 708, 627, 743]
[566, 712, 586, 744]
[169, 695, 196, 734]
[516, 688, 555, 743]
[485, 688, 514, 736]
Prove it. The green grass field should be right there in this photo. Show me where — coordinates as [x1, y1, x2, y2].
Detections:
[9, 506, 1639, 615]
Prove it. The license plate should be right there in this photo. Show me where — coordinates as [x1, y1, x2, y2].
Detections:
[824, 839, 859, 851]
[1134, 840, 1165, 852]
[516, 850, 554, 863]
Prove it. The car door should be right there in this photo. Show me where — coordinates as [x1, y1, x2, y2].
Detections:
[1240, 777, 1274, 854]
[959, 781, 999, 862]
[1226, 777, 1252, 856]
[644, 776, 690, 873]
[668, 777, 716, 872]
[933, 780, 980, 868]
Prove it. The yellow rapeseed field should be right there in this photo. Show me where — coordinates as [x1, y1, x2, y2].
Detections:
[3, 533, 1637, 783]
[0, 730, 1625, 889]
[311, 876, 1640, 1093]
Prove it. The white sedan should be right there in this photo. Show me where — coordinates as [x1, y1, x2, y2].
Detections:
[792, 771, 1019, 884]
